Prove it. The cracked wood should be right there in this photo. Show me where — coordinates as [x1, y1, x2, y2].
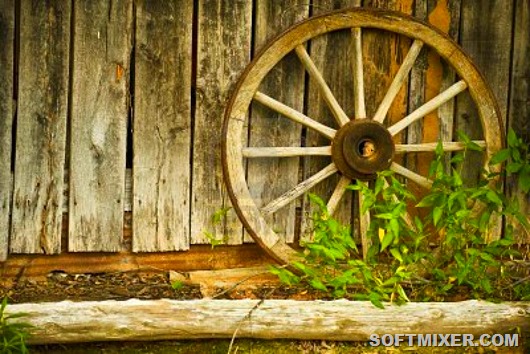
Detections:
[132, 1, 192, 252]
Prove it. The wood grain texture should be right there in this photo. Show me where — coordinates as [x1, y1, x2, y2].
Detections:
[192, 0, 252, 245]
[223, 8, 504, 265]
[7, 299, 529, 344]
[302, 0, 361, 242]
[69, 0, 132, 252]
[408, 0, 462, 175]
[508, 0, 530, 243]
[0, 0, 14, 261]
[456, 0, 512, 185]
[133, 1, 193, 252]
[246, 0, 308, 243]
[10, 0, 70, 255]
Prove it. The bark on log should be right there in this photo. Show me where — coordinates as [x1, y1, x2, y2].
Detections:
[6, 299, 529, 344]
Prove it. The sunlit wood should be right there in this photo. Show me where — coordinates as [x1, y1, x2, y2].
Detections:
[294, 45, 350, 126]
[254, 91, 336, 139]
[351, 27, 366, 119]
[242, 146, 331, 158]
[261, 163, 338, 215]
[373, 40, 424, 123]
[390, 162, 433, 189]
[326, 176, 351, 216]
[395, 140, 485, 153]
[388, 80, 468, 136]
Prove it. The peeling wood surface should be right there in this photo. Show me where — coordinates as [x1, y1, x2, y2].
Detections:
[133, 1, 193, 252]
[191, 0, 252, 244]
[246, 0, 308, 243]
[69, 0, 132, 252]
[508, 0, 530, 244]
[0, 0, 14, 262]
[6, 299, 529, 344]
[10, 0, 70, 255]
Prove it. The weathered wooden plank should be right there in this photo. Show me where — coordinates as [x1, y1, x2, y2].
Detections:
[132, 1, 193, 252]
[0, 0, 14, 261]
[301, 0, 361, 242]
[69, 0, 132, 252]
[7, 299, 529, 344]
[191, 0, 252, 245]
[456, 0, 513, 242]
[246, 0, 308, 243]
[508, 0, 530, 244]
[10, 0, 70, 255]
[456, 0, 512, 184]
[407, 0, 461, 174]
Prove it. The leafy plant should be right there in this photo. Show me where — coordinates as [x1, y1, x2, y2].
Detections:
[0, 297, 32, 354]
[489, 128, 530, 194]
[203, 207, 232, 249]
[270, 130, 530, 307]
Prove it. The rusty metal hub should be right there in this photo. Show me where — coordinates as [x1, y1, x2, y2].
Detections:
[331, 119, 395, 180]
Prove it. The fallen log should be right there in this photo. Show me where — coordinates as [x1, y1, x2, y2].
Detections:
[5, 299, 529, 344]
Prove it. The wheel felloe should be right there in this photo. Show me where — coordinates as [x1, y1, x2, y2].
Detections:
[331, 120, 395, 181]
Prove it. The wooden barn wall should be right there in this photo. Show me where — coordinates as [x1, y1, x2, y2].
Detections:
[0, 0, 528, 262]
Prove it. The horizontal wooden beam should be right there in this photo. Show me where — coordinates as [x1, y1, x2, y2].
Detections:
[6, 299, 529, 344]
[0, 245, 274, 281]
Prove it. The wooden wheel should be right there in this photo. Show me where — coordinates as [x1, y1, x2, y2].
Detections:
[222, 8, 503, 265]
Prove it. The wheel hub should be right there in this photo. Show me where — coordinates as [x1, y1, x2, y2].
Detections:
[331, 120, 395, 180]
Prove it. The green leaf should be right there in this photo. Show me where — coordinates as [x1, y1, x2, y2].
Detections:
[389, 218, 399, 238]
[396, 284, 410, 302]
[506, 162, 523, 174]
[489, 149, 510, 165]
[519, 165, 530, 194]
[432, 207, 443, 227]
[375, 213, 394, 220]
[507, 128, 519, 147]
[486, 190, 502, 205]
[390, 248, 403, 263]
[381, 232, 393, 252]
[309, 279, 328, 292]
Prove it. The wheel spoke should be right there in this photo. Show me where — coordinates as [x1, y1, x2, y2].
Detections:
[395, 140, 485, 153]
[390, 162, 433, 189]
[254, 91, 336, 139]
[388, 80, 468, 136]
[351, 27, 366, 119]
[357, 184, 371, 260]
[373, 40, 424, 123]
[294, 45, 350, 127]
[326, 176, 351, 216]
[261, 163, 338, 215]
[242, 146, 331, 158]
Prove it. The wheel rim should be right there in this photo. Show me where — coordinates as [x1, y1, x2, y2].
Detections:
[222, 8, 503, 265]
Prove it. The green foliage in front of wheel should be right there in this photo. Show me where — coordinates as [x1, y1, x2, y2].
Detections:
[0, 297, 32, 354]
[270, 130, 530, 309]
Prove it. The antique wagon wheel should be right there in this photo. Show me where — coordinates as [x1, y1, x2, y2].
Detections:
[222, 8, 503, 265]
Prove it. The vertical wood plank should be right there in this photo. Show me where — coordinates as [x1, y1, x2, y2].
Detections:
[192, 0, 252, 244]
[69, 0, 132, 252]
[407, 0, 461, 175]
[456, 0, 513, 185]
[133, 1, 193, 252]
[508, 0, 530, 244]
[10, 0, 70, 255]
[302, 0, 362, 242]
[246, 1, 308, 243]
[0, 0, 14, 261]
